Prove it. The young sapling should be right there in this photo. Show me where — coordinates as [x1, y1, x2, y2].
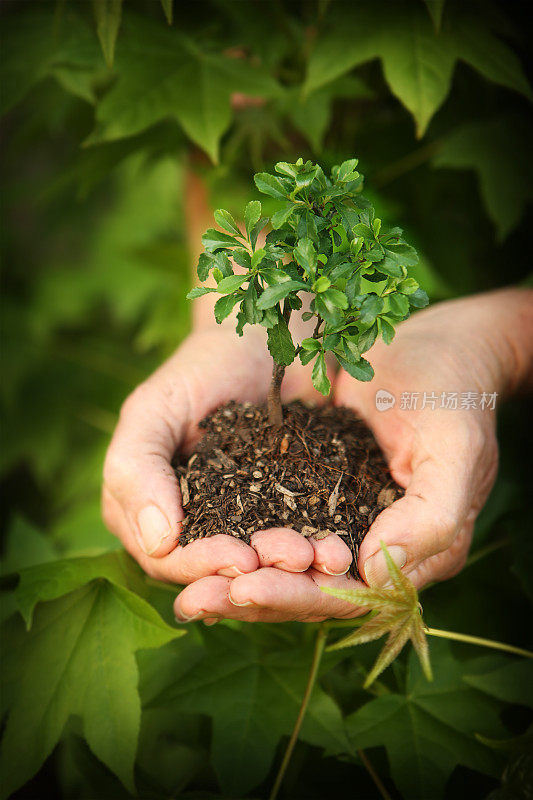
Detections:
[188, 157, 428, 427]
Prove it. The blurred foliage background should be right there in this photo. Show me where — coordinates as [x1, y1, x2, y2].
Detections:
[1, 1, 532, 798]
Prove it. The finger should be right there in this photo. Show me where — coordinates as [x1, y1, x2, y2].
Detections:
[103, 379, 189, 558]
[407, 519, 474, 589]
[358, 456, 469, 587]
[174, 568, 367, 623]
[103, 497, 260, 584]
[228, 567, 366, 621]
[250, 528, 315, 572]
[310, 533, 353, 576]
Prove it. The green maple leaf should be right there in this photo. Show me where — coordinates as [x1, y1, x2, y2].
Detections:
[305, 3, 531, 137]
[146, 625, 349, 796]
[0, 8, 101, 114]
[322, 541, 432, 687]
[0, 553, 184, 798]
[433, 114, 533, 240]
[87, 14, 281, 162]
[334, 642, 516, 799]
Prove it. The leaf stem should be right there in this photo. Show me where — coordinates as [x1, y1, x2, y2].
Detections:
[426, 628, 533, 658]
[358, 749, 393, 800]
[463, 536, 510, 570]
[269, 625, 328, 800]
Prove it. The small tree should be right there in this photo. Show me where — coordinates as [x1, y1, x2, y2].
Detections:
[188, 157, 428, 427]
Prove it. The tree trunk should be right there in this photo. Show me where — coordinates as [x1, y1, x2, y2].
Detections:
[267, 361, 285, 428]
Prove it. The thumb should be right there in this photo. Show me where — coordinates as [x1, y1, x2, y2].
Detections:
[102, 381, 189, 558]
[358, 457, 469, 587]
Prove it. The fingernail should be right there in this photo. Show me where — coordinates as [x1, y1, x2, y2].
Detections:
[137, 505, 172, 555]
[217, 566, 247, 578]
[364, 546, 407, 586]
[203, 617, 220, 626]
[318, 564, 350, 576]
[174, 610, 204, 624]
[273, 561, 308, 573]
[228, 593, 255, 607]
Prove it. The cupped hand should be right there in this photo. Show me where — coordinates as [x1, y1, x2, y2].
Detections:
[102, 321, 349, 585]
[174, 291, 531, 624]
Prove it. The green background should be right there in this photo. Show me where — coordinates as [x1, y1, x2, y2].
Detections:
[1, 1, 532, 798]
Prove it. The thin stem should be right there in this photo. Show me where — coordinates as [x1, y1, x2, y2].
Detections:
[267, 361, 286, 428]
[463, 536, 510, 570]
[269, 625, 328, 800]
[358, 749, 393, 800]
[426, 628, 533, 659]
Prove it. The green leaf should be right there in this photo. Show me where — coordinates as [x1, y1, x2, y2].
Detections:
[254, 172, 289, 200]
[306, 5, 531, 137]
[409, 287, 430, 308]
[454, 16, 532, 104]
[290, 91, 331, 152]
[433, 115, 533, 240]
[267, 317, 296, 366]
[358, 294, 384, 324]
[251, 248, 265, 269]
[321, 288, 348, 309]
[147, 626, 349, 796]
[244, 200, 261, 238]
[346, 272, 362, 305]
[160, 0, 173, 24]
[271, 202, 295, 229]
[214, 293, 241, 323]
[197, 252, 214, 281]
[337, 158, 359, 182]
[376, 257, 403, 278]
[88, 17, 280, 161]
[315, 294, 342, 326]
[336, 642, 508, 799]
[388, 293, 409, 316]
[0, 517, 57, 577]
[356, 322, 378, 354]
[294, 237, 318, 275]
[337, 355, 374, 382]
[301, 338, 322, 352]
[260, 267, 292, 285]
[385, 243, 419, 266]
[216, 274, 248, 294]
[202, 228, 240, 251]
[423, 0, 445, 32]
[13, 551, 145, 627]
[313, 276, 331, 293]
[0, 574, 182, 797]
[380, 317, 396, 344]
[398, 277, 420, 295]
[214, 208, 241, 237]
[93, 0, 123, 69]
[186, 286, 216, 299]
[257, 281, 305, 310]
[0, 8, 102, 114]
[312, 353, 331, 396]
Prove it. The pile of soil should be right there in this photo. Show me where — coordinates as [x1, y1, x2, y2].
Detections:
[174, 401, 403, 578]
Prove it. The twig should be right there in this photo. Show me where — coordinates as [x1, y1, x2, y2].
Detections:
[426, 627, 532, 659]
[463, 536, 510, 570]
[358, 749, 393, 800]
[269, 625, 328, 800]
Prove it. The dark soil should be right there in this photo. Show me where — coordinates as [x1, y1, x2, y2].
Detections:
[174, 401, 403, 578]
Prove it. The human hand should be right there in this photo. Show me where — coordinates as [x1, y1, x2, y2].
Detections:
[173, 290, 532, 623]
[102, 321, 350, 586]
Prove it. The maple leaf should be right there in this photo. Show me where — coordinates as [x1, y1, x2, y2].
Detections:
[0, 553, 185, 798]
[322, 541, 432, 687]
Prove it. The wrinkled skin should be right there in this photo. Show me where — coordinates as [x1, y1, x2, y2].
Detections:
[102, 289, 532, 623]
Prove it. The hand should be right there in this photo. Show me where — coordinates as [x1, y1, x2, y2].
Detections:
[102, 321, 350, 587]
[173, 290, 532, 623]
